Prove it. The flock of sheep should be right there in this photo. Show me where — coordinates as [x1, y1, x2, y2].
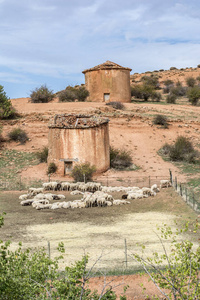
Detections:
[19, 179, 172, 211]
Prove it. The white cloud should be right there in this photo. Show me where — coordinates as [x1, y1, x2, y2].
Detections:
[0, 0, 200, 98]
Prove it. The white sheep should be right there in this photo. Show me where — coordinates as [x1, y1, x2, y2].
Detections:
[29, 187, 44, 196]
[19, 194, 30, 201]
[35, 203, 52, 210]
[113, 199, 130, 205]
[20, 199, 35, 206]
[43, 182, 59, 191]
[160, 180, 172, 189]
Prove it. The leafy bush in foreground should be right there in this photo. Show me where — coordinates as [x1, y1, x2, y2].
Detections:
[8, 128, 29, 144]
[0, 214, 127, 299]
[133, 222, 200, 300]
[110, 146, 133, 169]
[71, 162, 96, 182]
[30, 84, 55, 103]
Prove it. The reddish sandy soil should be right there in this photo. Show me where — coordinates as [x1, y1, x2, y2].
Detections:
[1, 96, 200, 299]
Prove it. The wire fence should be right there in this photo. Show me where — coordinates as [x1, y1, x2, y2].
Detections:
[170, 169, 200, 213]
[0, 174, 170, 191]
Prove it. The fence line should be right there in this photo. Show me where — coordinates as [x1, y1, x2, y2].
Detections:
[0, 175, 170, 191]
[170, 170, 200, 213]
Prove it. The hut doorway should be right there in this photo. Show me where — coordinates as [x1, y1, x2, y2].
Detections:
[104, 93, 110, 102]
[64, 161, 73, 174]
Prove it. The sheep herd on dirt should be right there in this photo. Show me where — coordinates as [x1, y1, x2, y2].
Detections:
[19, 179, 172, 211]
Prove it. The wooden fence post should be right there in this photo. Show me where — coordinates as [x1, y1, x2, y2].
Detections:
[124, 239, 128, 268]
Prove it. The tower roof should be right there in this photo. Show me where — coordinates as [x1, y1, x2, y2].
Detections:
[82, 60, 132, 73]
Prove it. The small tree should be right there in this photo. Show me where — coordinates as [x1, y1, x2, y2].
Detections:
[187, 86, 200, 105]
[0, 85, 16, 119]
[71, 162, 96, 182]
[30, 84, 55, 103]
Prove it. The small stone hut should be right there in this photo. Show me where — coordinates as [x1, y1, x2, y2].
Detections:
[82, 60, 132, 103]
[48, 114, 110, 175]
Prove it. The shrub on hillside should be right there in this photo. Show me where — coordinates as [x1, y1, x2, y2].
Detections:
[153, 114, 169, 128]
[30, 85, 55, 103]
[110, 146, 133, 169]
[131, 84, 156, 101]
[71, 162, 96, 182]
[187, 86, 200, 105]
[0, 85, 16, 119]
[47, 162, 57, 174]
[8, 128, 29, 144]
[59, 86, 89, 102]
[36, 146, 48, 163]
[106, 101, 125, 110]
[160, 136, 199, 163]
[186, 76, 196, 87]
[141, 75, 160, 89]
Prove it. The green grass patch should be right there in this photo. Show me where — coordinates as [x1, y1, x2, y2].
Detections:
[0, 149, 41, 190]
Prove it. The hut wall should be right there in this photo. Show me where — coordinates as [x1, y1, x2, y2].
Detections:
[85, 69, 131, 103]
[48, 123, 110, 175]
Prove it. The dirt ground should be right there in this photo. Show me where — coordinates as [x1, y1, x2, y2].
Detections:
[2, 97, 200, 185]
[1, 97, 200, 299]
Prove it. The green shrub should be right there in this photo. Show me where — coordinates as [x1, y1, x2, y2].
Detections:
[151, 91, 162, 102]
[8, 128, 29, 144]
[36, 146, 48, 163]
[170, 67, 177, 70]
[163, 80, 174, 94]
[30, 84, 55, 103]
[166, 93, 177, 104]
[131, 84, 155, 101]
[76, 86, 89, 101]
[59, 86, 89, 102]
[59, 89, 76, 102]
[187, 85, 200, 105]
[153, 114, 169, 128]
[71, 162, 96, 182]
[141, 75, 160, 89]
[160, 136, 198, 163]
[47, 162, 57, 174]
[0, 85, 16, 119]
[186, 76, 196, 87]
[110, 146, 133, 169]
[106, 101, 125, 110]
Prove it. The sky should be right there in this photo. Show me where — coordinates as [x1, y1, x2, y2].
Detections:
[1, 0, 200, 99]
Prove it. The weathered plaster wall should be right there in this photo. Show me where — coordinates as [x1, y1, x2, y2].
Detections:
[85, 69, 131, 102]
[48, 123, 110, 175]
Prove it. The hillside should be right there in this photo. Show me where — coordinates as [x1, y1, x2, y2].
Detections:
[130, 65, 200, 87]
[0, 95, 200, 187]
